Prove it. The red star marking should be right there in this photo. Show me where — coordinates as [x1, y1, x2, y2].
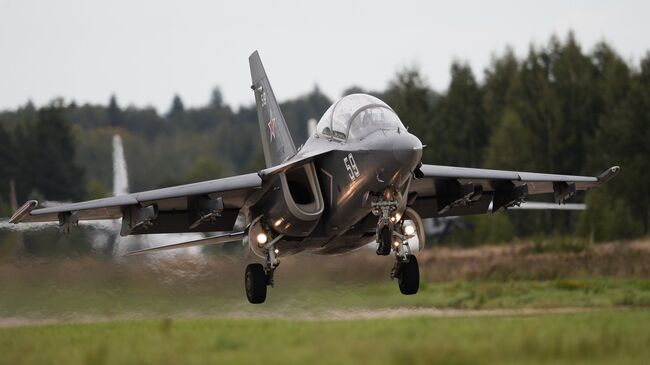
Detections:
[268, 117, 276, 141]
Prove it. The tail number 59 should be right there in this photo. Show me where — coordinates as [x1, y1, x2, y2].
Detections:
[344, 153, 360, 181]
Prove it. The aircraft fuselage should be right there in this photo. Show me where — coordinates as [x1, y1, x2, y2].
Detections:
[253, 127, 422, 256]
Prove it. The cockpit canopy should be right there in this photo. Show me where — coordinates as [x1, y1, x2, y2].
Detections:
[316, 94, 405, 141]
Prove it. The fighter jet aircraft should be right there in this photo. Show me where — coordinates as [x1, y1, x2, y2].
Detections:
[10, 51, 620, 303]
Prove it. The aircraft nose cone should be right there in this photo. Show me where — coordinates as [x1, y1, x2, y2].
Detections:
[392, 133, 423, 168]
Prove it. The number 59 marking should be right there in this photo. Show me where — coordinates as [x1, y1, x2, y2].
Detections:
[344, 153, 360, 181]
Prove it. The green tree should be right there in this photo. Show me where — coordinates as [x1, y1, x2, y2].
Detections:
[14, 102, 85, 201]
[183, 156, 232, 183]
[482, 48, 519, 131]
[429, 62, 486, 166]
[588, 52, 650, 232]
[167, 94, 185, 120]
[107, 94, 123, 127]
[0, 125, 14, 214]
[384, 67, 436, 156]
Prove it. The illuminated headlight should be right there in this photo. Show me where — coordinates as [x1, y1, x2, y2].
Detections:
[256, 232, 268, 245]
[403, 224, 415, 236]
[393, 240, 401, 248]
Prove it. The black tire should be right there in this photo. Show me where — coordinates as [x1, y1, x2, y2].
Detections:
[376, 226, 392, 256]
[245, 263, 267, 304]
[398, 255, 419, 295]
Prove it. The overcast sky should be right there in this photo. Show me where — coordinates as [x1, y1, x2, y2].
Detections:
[1, 0, 649, 112]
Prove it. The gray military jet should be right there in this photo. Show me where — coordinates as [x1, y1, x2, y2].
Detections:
[10, 51, 620, 303]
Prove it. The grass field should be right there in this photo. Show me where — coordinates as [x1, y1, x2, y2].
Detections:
[2, 239, 650, 364]
[2, 277, 650, 319]
[2, 240, 650, 318]
[1, 310, 649, 365]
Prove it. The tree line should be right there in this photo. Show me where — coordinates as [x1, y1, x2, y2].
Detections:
[0, 32, 648, 244]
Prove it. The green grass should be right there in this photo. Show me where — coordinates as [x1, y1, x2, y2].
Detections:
[2, 277, 650, 319]
[1, 310, 649, 365]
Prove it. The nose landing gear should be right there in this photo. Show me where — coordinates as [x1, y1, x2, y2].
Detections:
[392, 254, 419, 295]
[370, 188, 420, 295]
[371, 190, 401, 256]
[390, 227, 420, 295]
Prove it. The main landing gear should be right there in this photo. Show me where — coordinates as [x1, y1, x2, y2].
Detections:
[371, 192, 420, 296]
[392, 254, 419, 295]
[245, 263, 267, 304]
[245, 235, 280, 304]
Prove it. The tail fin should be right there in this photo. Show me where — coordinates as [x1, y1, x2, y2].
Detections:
[112, 134, 129, 196]
[249, 51, 296, 168]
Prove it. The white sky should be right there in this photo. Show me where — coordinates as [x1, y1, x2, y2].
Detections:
[1, 0, 649, 113]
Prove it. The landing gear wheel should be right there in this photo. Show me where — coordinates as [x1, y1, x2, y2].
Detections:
[245, 263, 267, 304]
[398, 255, 419, 295]
[376, 226, 392, 256]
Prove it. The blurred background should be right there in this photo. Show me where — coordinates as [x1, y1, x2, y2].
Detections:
[0, 0, 649, 315]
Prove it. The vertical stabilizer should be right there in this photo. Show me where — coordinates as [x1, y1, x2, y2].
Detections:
[112, 135, 129, 196]
[249, 51, 297, 167]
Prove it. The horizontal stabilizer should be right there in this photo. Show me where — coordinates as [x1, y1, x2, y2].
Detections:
[125, 231, 244, 256]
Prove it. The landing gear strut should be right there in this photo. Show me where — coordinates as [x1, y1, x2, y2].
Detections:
[371, 188, 421, 295]
[377, 226, 392, 255]
[372, 189, 400, 256]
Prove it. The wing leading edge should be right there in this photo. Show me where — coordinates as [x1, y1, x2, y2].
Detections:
[409, 165, 619, 218]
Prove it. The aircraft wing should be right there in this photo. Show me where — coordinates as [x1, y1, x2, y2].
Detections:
[10, 173, 262, 235]
[409, 164, 619, 218]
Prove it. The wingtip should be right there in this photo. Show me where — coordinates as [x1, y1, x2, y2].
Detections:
[598, 166, 621, 183]
[8, 200, 38, 224]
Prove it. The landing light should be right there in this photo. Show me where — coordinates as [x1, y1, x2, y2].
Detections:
[274, 248, 279, 254]
[393, 240, 400, 248]
[256, 232, 268, 245]
[404, 224, 415, 236]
